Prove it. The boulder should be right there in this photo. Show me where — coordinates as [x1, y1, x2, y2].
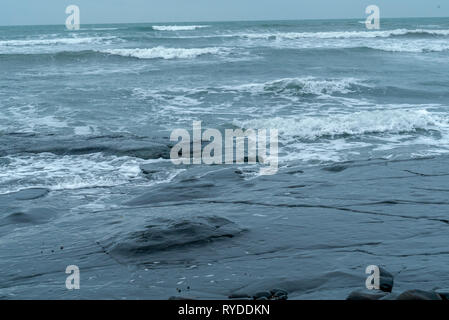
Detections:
[378, 267, 394, 293]
[435, 289, 449, 300]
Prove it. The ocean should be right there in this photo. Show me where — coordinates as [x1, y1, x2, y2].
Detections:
[1, 17, 449, 299]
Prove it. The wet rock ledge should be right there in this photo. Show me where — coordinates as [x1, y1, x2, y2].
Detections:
[347, 267, 448, 300]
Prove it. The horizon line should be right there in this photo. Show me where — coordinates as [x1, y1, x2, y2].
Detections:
[1, 15, 448, 28]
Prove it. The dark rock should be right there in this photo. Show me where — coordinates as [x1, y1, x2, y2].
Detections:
[346, 289, 389, 300]
[322, 165, 348, 173]
[272, 294, 288, 300]
[379, 293, 398, 300]
[271, 288, 288, 296]
[396, 289, 442, 300]
[141, 169, 159, 175]
[435, 289, 449, 300]
[270, 288, 288, 300]
[249, 289, 289, 301]
[3, 207, 58, 225]
[104, 216, 246, 256]
[0, 188, 49, 204]
[286, 169, 304, 175]
[25, 137, 171, 160]
[253, 291, 272, 299]
[12, 188, 49, 200]
[378, 267, 394, 293]
[168, 296, 195, 300]
[124, 181, 215, 206]
[229, 293, 251, 299]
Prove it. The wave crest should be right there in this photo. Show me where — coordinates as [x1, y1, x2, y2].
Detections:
[235, 109, 447, 140]
[223, 77, 368, 96]
[0, 36, 116, 47]
[239, 29, 449, 40]
[101, 46, 227, 59]
[152, 25, 210, 31]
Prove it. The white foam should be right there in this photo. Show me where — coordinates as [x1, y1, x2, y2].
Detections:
[152, 25, 209, 31]
[0, 154, 180, 193]
[238, 29, 449, 40]
[2, 105, 68, 133]
[0, 36, 116, 47]
[101, 46, 227, 59]
[233, 108, 449, 163]
[228, 29, 449, 53]
[222, 77, 367, 96]
[366, 40, 449, 53]
[236, 109, 447, 140]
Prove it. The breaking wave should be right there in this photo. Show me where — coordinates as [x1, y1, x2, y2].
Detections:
[0, 36, 117, 47]
[222, 77, 369, 96]
[238, 29, 449, 40]
[0, 153, 179, 193]
[235, 109, 448, 141]
[101, 46, 228, 59]
[152, 25, 210, 31]
[363, 41, 449, 53]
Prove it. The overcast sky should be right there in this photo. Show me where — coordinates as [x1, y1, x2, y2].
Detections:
[0, 0, 447, 26]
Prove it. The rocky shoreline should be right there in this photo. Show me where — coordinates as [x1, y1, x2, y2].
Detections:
[346, 267, 449, 300]
[169, 267, 449, 300]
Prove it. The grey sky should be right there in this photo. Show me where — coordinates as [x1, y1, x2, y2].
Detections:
[0, 0, 447, 26]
